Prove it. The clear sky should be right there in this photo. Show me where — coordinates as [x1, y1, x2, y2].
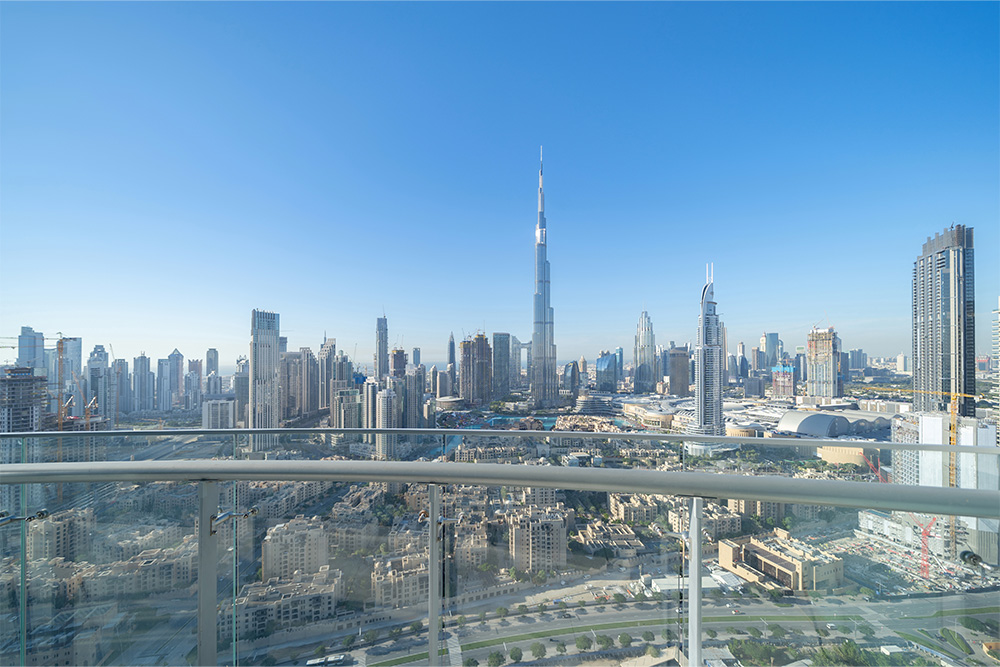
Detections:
[2, 2, 997, 373]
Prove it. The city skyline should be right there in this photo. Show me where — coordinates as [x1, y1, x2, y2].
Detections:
[1, 3, 997, 369]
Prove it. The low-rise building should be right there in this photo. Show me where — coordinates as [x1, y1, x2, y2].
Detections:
[718, 528, 843, 591]
[222, 566, 342, 640]
[372, 553, 429, 608]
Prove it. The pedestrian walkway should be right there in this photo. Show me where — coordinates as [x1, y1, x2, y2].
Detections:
[447, 634, 463, 667]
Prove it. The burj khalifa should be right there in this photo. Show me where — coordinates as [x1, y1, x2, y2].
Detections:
[531, 148, 558, 408]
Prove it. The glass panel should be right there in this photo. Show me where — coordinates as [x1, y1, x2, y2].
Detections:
[22, 470, 199, 667]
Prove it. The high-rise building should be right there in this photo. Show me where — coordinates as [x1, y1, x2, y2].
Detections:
[206, 348, 219, 376]
[87, 345, 114, 421]
[615, 347, 624, 381]
[318, 338, 338, 410]
[233, 356, 249, 426]
[761, 332, 779, 369]
[390, 348, 407, 379]
[772, 364, 795, 399]
[912, 225, 976, 416]
[530, 150, 558, 408]
[111, 358, 131, 417]
[250, 309, 280, 449]
[806, 327, 843, 398]
[508, 508, 567, 572]
[186, 359, 202, 410]
[375, 388, 398, 460]
[375, 317, 389, 380]
[167, 349, 184, 409]
[299, 347, 319, 414]
[156, 358, 172, 411]
[460, 334, 492, 407]
[17, 326, 45, 369]
[690, 271, 725, 448]
[362, 379, 379, 435]
[1, 367, 46, 433]
[595, 351, 618, 393]
[578, 355, 587, 383]
[562, 361, 579, 392]
[492, 333, 511, 400]
[633, 311, 658, 394]
[132, 354, 155, 412]
[404, 366, 425, 428]
[412, 347, 421, 368]
[668, 344, 690, 398]
[848, 349, 868, 370]
[279, 351, 303, 420]
[447, 332, 457, 395]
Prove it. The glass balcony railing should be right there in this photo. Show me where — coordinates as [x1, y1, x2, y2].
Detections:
[1, 428, 998, 667]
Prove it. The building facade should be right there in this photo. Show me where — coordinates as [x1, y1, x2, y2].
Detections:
[912, 225, 976, 416]
[633, 311, 658, 394]
[530, 151, 558, 408]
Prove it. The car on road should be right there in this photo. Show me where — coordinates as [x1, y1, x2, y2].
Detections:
[731, 609, 741, 615]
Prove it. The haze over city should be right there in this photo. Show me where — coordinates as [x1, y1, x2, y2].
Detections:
[2, 2, 997, 370]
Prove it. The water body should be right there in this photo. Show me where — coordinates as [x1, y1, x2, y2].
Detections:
[487, 416, 557, 429]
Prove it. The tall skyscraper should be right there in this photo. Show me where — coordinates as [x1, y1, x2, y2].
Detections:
[156, 358, 172, 412]
[250, 309, 280, 449]
[404, 366, 425, 428]
[17, 326, 45, 369]
[595, 351, 618, 393]
[233, 356, 249, 426]
[205, 348, 219, 376]
[633, 311, 658, 394]
[375, 388, 398, 460]
[375, 317, 389, 380]
[111, 358, 131, 417]
[166, 349, 184, 408]
[690, 271, 725, 445]
[761, 332, 779, 368]
[390, 348, 407, 378]
[531, 149, 558, 408]
[448, 332, 457, 395]
[806, 327, 843, 398]
[412, 347, 421, 367]
[492, 333, 511, 400]
[132, 354, 155, 412]
[318, 338, 338, 410]
[460, 334, 493, 407]
[87, 345, 114, 421]
[913, 225, 976, 416]
[668, 344, 691, 397]
[614, 347, 624, 381]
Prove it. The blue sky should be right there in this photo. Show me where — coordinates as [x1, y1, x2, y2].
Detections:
[2, 2, 997, 372]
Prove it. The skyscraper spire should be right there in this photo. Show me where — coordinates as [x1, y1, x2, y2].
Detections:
[531, 150, 557, 408]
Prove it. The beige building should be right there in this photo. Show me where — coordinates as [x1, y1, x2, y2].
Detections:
[719, 528, 843, 592]
[727, 498, 785, 523]
[668, 502, 742, 540]
[262, 515, 329, 581]
[28, 508, 95, 561]
[576, 520, 644, 559]
[222, 566, 342, 639]
[372, 553, 429, 608]
[508, 508, 567, 572]
[609, 493, 658, 524]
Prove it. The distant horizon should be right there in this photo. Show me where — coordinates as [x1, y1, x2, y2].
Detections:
[2, 3, 997, 369]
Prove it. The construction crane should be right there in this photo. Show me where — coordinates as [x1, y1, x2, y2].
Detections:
[855, 385, 979, 561]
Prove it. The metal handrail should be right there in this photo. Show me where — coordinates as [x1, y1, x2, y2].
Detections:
[0, 426, 995, 454]
[3, 459, 997, 518]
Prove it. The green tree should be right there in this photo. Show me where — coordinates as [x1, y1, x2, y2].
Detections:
[642, 631, 654, 642]
[706, 629, 717, 638]
[618, 633, 633, 647]
[486, 652, 505, 667]
[496, 606, 509, 619]
[464, 659, 480, 667]
[388, 626, 402, 640]
[409, 620, 423, 633]
[479, 611, 487, 624]
[633, 592, 648, 602]
[612, 593, 626, 605]
[509, 646, 522, 663]
[578, 600, 586, 609]
[646, 645, 661, 658]
[748, 627, 762, 638]
[556, 642, 567, 654]
[530, 642, 547, 659]
[662, 628, 675, 641]
[458, 615, 468, 627]
[537, 602, 547, 613]
[341, 636, 355, 649]
[363, 629, 379, 645]
[558, 601, 568, 610]
[768, 589, 785, 602]
[516, 604, 528, 616]
[596, 635, 613, 650]
[314, 645, 326, 657]
[576, 636, 592, 650]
